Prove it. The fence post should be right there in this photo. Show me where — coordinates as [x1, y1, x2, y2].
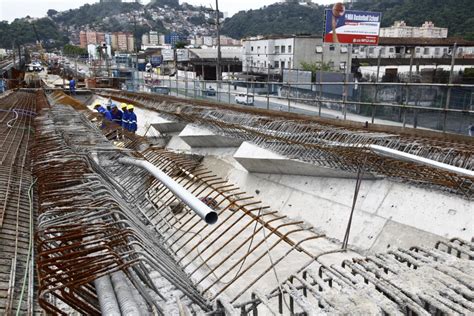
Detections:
[267, 66, 270, 110]
[444, 43, 457, 132]
[343, 44, 352, 120]
[372, 49, 382, 123]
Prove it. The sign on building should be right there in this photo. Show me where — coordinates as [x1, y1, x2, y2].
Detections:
[176, 49, 190, 62]
[162, 49, 174, 61]
[324, 3, 381, 45]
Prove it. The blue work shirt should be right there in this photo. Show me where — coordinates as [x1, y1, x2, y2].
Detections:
[96, 106, 106, 115]
[104, 110, 113, 121]
[122, 110, 130, 130]
[110, 109, 123, 126]
[128, 111, 137, 132]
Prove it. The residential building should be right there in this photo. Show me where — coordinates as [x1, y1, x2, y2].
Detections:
[80, 31, 106, 48]
[242, 35, 348, 73]
[142, 33, 150, 46]
[380, 21, 448, 39]
[149, 31, 160, 45]
[79, 31, 87, 48]
[353, 37, 474, 59]
[165, 32, 187, 47]
[111, 32, 135, 52]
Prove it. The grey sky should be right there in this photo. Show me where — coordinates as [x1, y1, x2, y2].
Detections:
[0, 0, 335, 22]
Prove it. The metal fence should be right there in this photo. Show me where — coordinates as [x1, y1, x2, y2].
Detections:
[123, 74, 474, 136]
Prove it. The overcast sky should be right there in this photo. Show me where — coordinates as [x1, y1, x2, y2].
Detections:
[0, 0, 335, 22]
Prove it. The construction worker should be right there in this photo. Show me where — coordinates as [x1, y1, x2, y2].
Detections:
[121, 103, 129, 131]
[94, 102, 112, 121]
[110, 103, 123, 126]
[69, 77, 76, 95]
[127, 104, 137, 133]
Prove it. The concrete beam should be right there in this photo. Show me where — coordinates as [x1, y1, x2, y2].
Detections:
[179, 124, 243, 148]
[151, 117, 187, 134]
[234, 142, 376, 179]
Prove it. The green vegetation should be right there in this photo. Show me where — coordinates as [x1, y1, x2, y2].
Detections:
[222, 0, 474, 39]
[0, 18, 68, 49]
[300, 61, 332, 73]
[63, 44, 88, 57]
[221, 3, 325, 39]
[351, 0, 474, 39]
[52, 2, 142, 27]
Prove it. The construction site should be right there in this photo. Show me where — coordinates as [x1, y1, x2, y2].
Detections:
[0, 67, 473, 315]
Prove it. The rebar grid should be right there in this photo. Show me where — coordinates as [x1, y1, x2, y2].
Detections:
[0, 90, 38, 315]
[235, 237, 474, 315]
[96, 90, 474, 196]
[32, 100, 211, 314]
[46, 91, 344, 307]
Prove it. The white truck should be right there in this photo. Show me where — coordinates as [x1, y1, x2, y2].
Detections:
[235, 93, 254, 105]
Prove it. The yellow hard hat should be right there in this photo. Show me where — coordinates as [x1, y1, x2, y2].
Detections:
[127, 104, 134, 110]
[120, 102, 128, 109]
[93, 102, 101, 108]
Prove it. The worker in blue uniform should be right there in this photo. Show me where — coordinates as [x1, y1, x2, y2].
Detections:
[94, 102, 112, 129]
[69, 78, 76, 95]
[121, 103, 129, 131]
[110, 103, 123, 126]
[127, 104, 137, 133]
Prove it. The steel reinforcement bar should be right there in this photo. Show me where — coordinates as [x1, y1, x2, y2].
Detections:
[96, 90, 474, 197]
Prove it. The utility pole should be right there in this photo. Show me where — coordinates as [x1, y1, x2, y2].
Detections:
[215, 0, 222, 81]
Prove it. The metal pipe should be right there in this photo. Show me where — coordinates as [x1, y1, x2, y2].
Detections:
[369, 144, 474, 177]
[118, 156, 218, 224]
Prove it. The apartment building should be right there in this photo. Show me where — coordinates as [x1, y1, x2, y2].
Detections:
[380, 21, 448, 39]
[242, 35, 348, 73]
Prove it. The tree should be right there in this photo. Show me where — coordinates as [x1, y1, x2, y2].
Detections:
[47, 9, 58, 17]
[175, 41, 187, 48]
[63, 44, 88, 57]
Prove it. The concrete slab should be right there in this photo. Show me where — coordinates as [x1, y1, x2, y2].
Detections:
[151, 117, 187, 134]
[179, 124, 243, 148]
[200, 155, 472, 253]
[234, 142, 375, 179]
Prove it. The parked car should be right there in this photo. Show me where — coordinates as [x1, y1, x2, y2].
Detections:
[205, 87, 216, 96]
[235, 93, 254, 105]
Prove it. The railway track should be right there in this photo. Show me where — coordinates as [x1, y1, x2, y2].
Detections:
[0, 58, 14, 72]
[0, 91, 38, 315]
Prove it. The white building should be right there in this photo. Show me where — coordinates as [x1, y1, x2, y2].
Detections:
[380, 21, 448, 39]
[242, 35, 349, 73]
[149, 31, 159, 45]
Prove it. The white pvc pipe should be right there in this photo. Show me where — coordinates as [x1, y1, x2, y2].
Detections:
[370, 145, 474, 178]
[118, 157, 218, 225]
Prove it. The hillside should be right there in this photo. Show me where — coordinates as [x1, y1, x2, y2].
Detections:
[221, 0, 474, 40]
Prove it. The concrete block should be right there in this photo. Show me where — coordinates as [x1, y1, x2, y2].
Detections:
[151, 117, 186, 134]
[179, 125, 243, 148]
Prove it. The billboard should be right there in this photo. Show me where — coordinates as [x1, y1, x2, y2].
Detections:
[162, 49, 174, 61]
[324, 3, 381, 45]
